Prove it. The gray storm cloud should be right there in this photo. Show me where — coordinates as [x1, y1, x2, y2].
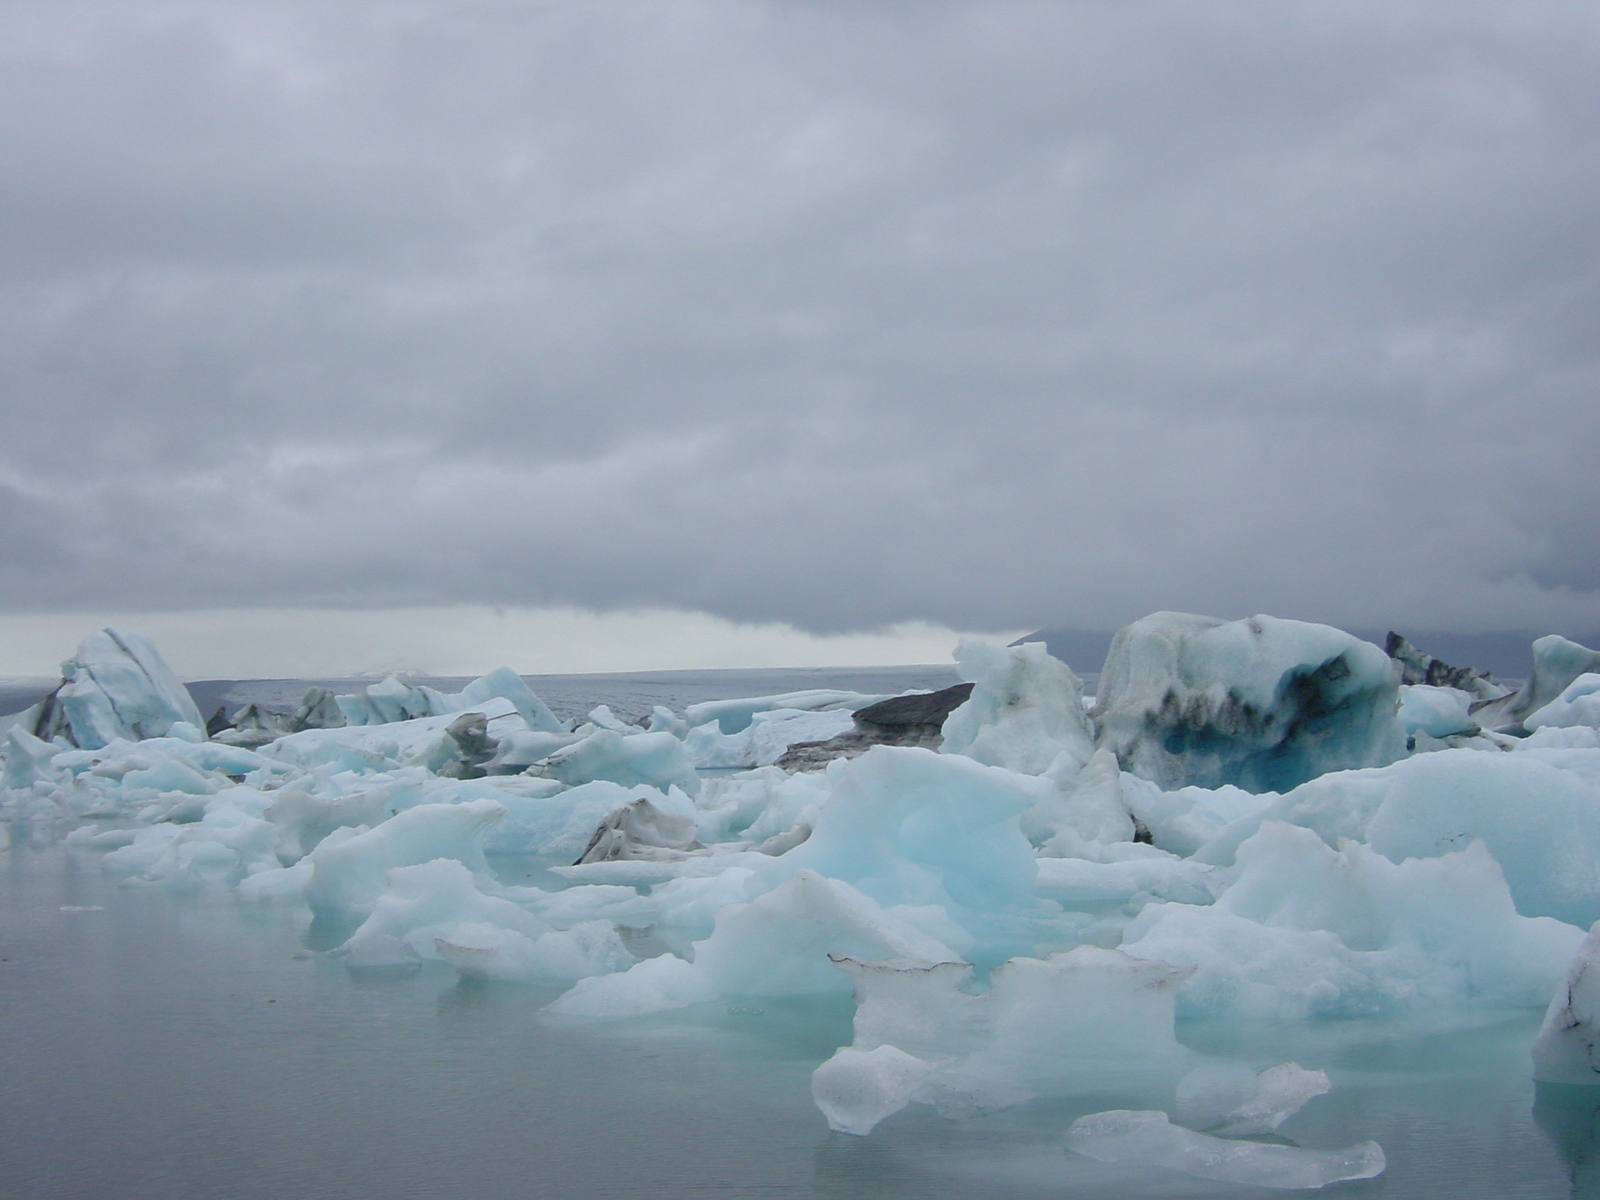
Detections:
[1, 0, 1596, 635]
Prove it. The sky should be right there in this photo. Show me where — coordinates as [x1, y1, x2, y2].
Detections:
[1, 1, 1597, 678]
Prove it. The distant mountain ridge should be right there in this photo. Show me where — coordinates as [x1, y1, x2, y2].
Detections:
[1013, 626, 1600, 682]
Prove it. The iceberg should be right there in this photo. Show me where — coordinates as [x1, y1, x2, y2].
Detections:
[779, 745, 1045, 936]
[1472, 634, 1600, 734]
[25, 628, 204, 749]
[940, 640, 1095, 776]
[1094, 613, 1403, 792]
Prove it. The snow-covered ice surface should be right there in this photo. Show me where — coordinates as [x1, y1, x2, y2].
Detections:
[9, 628, 1600, 1198]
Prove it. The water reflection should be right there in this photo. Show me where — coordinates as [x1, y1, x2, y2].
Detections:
[1536, 1083, 1600, 1198]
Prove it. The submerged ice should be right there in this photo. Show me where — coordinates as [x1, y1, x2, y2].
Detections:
[6, 618, 1600, 1164]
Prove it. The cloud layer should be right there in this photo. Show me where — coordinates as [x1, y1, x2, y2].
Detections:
[3, 1, 1597, 637]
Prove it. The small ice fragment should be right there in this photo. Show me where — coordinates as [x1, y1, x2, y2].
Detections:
[1213, 1062, 1332, 1135]
[1175, 1062, 1259, 1130]
[58, 905, 105, 912]
[811, 1044, 937, 1136]
[1065, 1110, 1384, 1189]
[344, 933, 421, 973]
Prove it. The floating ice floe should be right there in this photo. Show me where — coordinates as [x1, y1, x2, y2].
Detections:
[1065, 1109, 1385, 1190]
[811, 946, 1194, 1133]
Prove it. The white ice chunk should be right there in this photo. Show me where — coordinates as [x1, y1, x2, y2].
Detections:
[1033, 853, 1214, 908]
[265, 786, 394, 862]
[585, 704, 635, 734]
[940, 640, 1095, 776]
[648, 706, 689, 738]
[1174, 1062, 1262, 1130]
[483, 729, 580, 771]
[693, 870, 963, 996]
[683, 708, 856, 769]
[236, 856, 314, 903]
[336, 675, 433, 726]
[1534, 920, 1600, 1084]
[1065, 1110, 1384, 1189]
[814, 946, 1194, 1129]
[1527, 674, 1600, 732]
[478, 779, 684, 859]
[546, 952, 717, 1017]
[436, 667, 563, 731]
[1398, 684, 1480, 739]
[1212, 1063, 1331, 1135]
[1476, 635, 1600, 733]
[811, 1045, 938, 1136]
[1094, 613, 1402, 793]
[977, 948, 1194, 1088]
[304, 798, 506, 918]
[636, 867, 765, 935]
[435, 919, 634, 982]
[546, 729, 701, 797]
[1119, 772, 1274, 858]
[1027, 747, 1137, 850]
[1199, 749, 1600, 928]
[340, 858, 546, 964]
[551, 870, 962, 1017]
[2, 725, 63, 790]
[829, 957, 988, 1059]
[99, 792, 281, 888]
[780, 745, 1045, 919]
[1123, 821, 1585, 1019]
[684, 689, 892, 735]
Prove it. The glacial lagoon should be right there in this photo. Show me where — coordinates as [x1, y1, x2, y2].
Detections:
[5, 653, 1600, 1198]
